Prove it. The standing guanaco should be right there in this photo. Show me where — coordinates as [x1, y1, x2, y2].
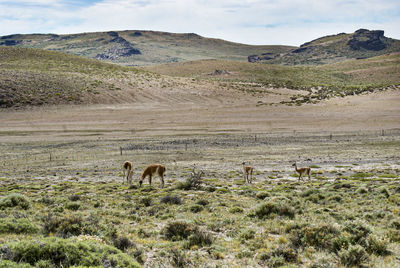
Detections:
[292, 162, 311, 180]
[122, 161, 133, 184]
[139, 164, 166, 188]
[242, 162, 254, 183]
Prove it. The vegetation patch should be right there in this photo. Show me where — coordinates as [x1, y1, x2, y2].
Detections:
[0, 218, 39, 234]
[0, 193, 30, 210]
[251, 201, 296, 219]
[1, 237, 140, 267]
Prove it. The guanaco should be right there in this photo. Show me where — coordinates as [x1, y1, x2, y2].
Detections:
[122, 161, 133, 184]
[242, 162, 254, 183]
[139, 164, 166, 188]
[292, 162, 311, 180]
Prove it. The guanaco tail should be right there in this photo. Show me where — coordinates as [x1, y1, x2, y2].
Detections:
[292, 162, 311, 180]
[242, 162, 254, 183]
[139, 164, 166, 188]
[122, 161, 133, 184]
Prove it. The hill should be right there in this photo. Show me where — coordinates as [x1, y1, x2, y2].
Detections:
[0, 46, 171, 107]
[145, 53, 400, 104]
[1, 29, 399, 66]
[249, 29, 400, 65]
[1, 46, 398, 108]
[0, 46, 295, 108]
[0, 30, 293, 66]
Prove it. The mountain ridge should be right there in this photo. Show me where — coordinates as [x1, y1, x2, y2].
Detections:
[0, 30, 293, 66]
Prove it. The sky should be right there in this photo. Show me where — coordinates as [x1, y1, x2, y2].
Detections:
[0, 0, 399, 46]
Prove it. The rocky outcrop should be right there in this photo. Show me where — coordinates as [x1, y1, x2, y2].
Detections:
[347, 29, 387, 51]
[132, 31, 142, 37]
[248, 29, 397, 64]
[95, 46, 141, 60]
[0, 40, 22, 46]
[95, 32, 141, 60]
[248, 53, 276, 62]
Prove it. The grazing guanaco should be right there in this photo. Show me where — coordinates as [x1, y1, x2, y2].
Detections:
[139, 164, 166, 188]
[292, 162, 311, 180]
[242, 162, 254, 183]
[122, 161, 133, 184]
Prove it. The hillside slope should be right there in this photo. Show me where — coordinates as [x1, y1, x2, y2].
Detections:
[0, 30, 293, 66]
[1, 47, 295, 108]
[0, 47, 173, 107]
[145, 53, 400, 104]
[249, 29, 400, 65]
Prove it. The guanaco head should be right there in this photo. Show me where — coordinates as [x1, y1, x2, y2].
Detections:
[292, 163, 297, 167]
[139, 178, 143, 187]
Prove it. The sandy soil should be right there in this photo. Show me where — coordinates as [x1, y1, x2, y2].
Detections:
[0, 88, 399, 142]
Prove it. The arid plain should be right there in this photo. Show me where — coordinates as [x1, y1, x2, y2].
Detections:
[1, 83, 400, 267]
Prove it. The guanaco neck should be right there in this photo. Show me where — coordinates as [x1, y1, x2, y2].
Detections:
[294, 163, 299, 172]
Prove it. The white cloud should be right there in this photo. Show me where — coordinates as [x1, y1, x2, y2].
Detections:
[0, 0, 399, 45]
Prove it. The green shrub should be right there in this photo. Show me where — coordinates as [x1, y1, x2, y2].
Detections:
[160, 195, 182, 205]
[34, 260, 53, 268]
[113, 236, 135, 252]
[0, 218, 39, 234]
[327, 194, 342, 202]
[388, 229, 400, 242]
[266, 256, 286, 267]
[252, 202, 295, 219]
[189, 204, 203, 213]
[356, 187, 368, 194]
[339, 244, 368, 267]
[379, 187, 390, 198]
[140, 197, 152, 207]
[331, 234, 350, 253]
[163, 221, 213, 248]
[169, 248, 191, 268]
[271, 245, 298, 263]
[42, 213, 99, 238]
[300, 188, 321, 197]
[186, 228, 213, 248]
[239, 229, 255, 241]
[343, 220, 372, 245]
[229, 206, 244, 213]
[163, 221, 193, 241]
[196, 199, 209, 206]
[2, 237, 140, 267]
[256, 191, 270, 200]
[176, 169, 204, 190]
[290, 223, 340, 250]
[366, 235, 390, 256]
[65, 202, 81, 211]
[309, 257, 336, 268]
[215, 188, 229, 194]
[68, 195, 81, 201]
[351, 172, 373, 179]
[0, 193, 30, 210]
[391, 219, 400, 230]
[0, 260, 33, 268]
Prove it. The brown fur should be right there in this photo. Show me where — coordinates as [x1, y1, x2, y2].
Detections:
[242, 162, 254, 183]
[122, 161, 133, 184]
[139, 164, 166, 188]
[292, 163, 311, 180]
